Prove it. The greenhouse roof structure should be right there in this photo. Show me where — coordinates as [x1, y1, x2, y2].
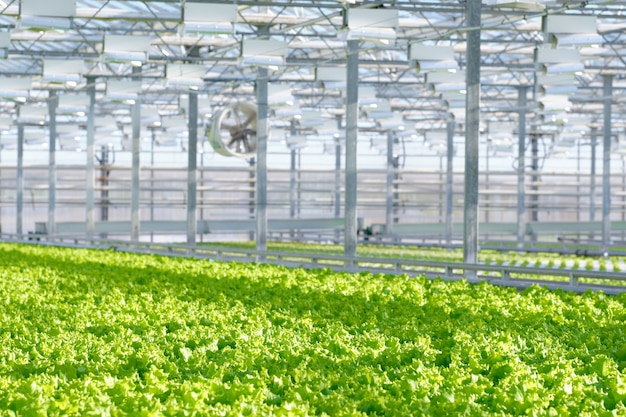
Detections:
[0, 0, 625, 147]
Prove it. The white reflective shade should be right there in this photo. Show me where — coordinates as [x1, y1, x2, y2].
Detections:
[348, 8, 398, 29]
[409, 44, 455, 61]
[545, 15, 597, 34]
[21, 0, 75, 17]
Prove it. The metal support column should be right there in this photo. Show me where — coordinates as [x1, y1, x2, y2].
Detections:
[602, 75, 613, 252]
[48, 90, 57, 237]
[590, 127, 597, 222]
[187, 89, 198, 246]
[386, 130, 395, 236]
[345, 39, 359, 263]
[517, 86, 528, 247]
[335, 136, 342, 218]
[131, 67, 141, 242]
[256, 66, 269, 256]
[463, 0, 481, 271]
[289, 121, 297, 221]
[445, 119, 454, 246]
[530, 134, 539, 224]
[86, 77, 96, 238]
[16, 122, 23, 236]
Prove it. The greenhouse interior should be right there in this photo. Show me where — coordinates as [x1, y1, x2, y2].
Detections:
[4, 1, 626, 414]
[0, 0, 624, 276]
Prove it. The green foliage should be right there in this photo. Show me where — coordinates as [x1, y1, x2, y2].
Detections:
[0, 243, 625, 416]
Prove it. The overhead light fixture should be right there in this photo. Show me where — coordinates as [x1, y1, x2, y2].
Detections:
[362, 100, 393, 120]
[297, 110, 324, 128]
[19, 0, 75, 31]
[540, 84, 578, 95]
[183, 2, 237, 35]
[18, 105, 48, 124]
[179, 96, 212, 118]
[541, 62, 584, 74]
[161, 116, 188, 133]
[268, 84, 294, 106]
[427, 71, 466, 94]
[358, 86, 377, 105]
[0, 76, 31, 101]
[431, 83, 465, 93]
[441, 90, 466, 104]
[153, 131, 178, 147]
[552, 33, 603, 47]
[42, 59, 83, 84]
[0, 32, 9, 59]
[409, 44, 458, 73]
[483, 0, 547, 11]
[140, 107, 161, 127]
[284, 135, 307, 150]
[426, 71, 465, 84]
[545, 15, 600, 47]
[315, 66, 347, 90]
[273, 104, 302, 119]
[166, 63, 206, 89]
[106, 80, 142, 101]
[103, 34, 151, 67]
[536, 47, 583, 74]
[377, 113, 406, 130]
[545, 14, 597, 35]
[241, 39, 287, 70]
[58, 94, 88, 113]
[538, 95, 571, 112]
[343, 8, 399, 45]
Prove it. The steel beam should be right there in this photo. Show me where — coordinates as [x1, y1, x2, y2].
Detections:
[48, 90, 57, 237]
[131, 67, 141, 242]
[517, 86, 527, 247]
[86, 77, 96, 238]
[602, 75, 613, 252]
[345, 39, 359, 263]
[187, 89, 198, 246]
[16, 122, 23, 236]
[446, 119, 454, 245]
[256, 67, 269, 256]
[463, 0, 481, 274]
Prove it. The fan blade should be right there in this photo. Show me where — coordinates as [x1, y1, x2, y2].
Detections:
[241, 111, 256, 129]
[232, 108, 244, 128]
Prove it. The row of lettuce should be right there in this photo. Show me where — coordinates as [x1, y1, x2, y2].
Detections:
[0, 242, 625, 415]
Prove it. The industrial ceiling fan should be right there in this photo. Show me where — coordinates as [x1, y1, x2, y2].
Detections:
[206, 102, 258, 158]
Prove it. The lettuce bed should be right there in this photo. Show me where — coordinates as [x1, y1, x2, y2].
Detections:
[0, 243, 625, 416]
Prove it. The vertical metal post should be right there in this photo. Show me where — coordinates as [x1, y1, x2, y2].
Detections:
[517, 86, 527, 247]
[602, 75, 613, 252]
[463, 0, 481, 272]
[150, 128, 155, 242]
[289, 121, 297, 220]
[187, 90, 198, 247]
[256, 66, 269, 256]
[16, 122, 23, 236]
[86, 77, 96, 238]
[335, 136, 342, 219]
[386, 130, 394, 236]
[48, 90, 57, 237]
[590, 127, 597, 222]
[289, 151, 296, 215]
[577, 138, 581, 222]
[131, 67, 141, 243]
[531, 134, 539, 224]
[446, 119, 454, 246]
[248, 158, 255, 241]
[345, 39, 359, 263]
